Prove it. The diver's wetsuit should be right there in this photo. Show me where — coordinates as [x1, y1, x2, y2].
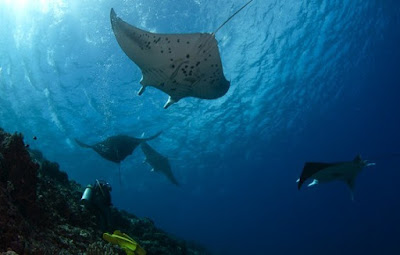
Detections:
[88, 180, 112, 231]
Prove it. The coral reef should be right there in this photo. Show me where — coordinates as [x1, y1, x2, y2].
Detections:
[0, 128, 210, 255]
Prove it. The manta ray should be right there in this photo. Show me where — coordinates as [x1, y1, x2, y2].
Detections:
[297, 155, 375, 199]
[110, 0, 253, 109]
[75, 131, 162, 163]
[141, 142, 179, 186]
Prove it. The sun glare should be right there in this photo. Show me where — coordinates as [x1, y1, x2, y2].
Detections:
[0, 0, 54, 14]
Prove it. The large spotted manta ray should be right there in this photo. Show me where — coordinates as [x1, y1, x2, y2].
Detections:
[297, 155, 376, 200]
[110, 0, 253, 109]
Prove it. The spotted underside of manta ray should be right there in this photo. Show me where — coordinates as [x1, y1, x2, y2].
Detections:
[110, 0, 253, 108]
[75, 131, 162, 163]
[141, 142, 179, 186]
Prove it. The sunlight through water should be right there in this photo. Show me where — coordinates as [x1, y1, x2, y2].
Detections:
[0, 0, 398, 254]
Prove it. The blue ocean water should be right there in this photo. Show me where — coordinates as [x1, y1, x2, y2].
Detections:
[1, 0, 399, 254]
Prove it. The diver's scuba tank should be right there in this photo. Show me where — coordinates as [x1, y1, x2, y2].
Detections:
[81, 184, 93, 203]
[81, 180, 112, 205]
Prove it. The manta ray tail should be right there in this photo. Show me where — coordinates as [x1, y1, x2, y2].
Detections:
[346, 178, 356, 201]
[168, 175, 179, 186]
[75, 139, 92, 148]
[118, 163, 122, 186]
[213, 0, 254, 35]
[142, 131, 162, 141]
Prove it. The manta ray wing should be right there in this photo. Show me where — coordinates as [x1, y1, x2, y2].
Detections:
[298, 162, 340, 189]
[75, 139, 92, 149]
[141, 142, 179, 186]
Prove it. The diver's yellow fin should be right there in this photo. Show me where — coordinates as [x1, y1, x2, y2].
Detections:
[113, 230, 123, 236]
[135, 245, 147, 255]
[103, 230, 146, 255]
[111, 230, 138, 245]
[122, 232, 137, 243]
[103, 233, 118, 245]
[124, 250, 135, 255]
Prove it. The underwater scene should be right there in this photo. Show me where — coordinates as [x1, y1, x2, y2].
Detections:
[1, 0, 400, 254]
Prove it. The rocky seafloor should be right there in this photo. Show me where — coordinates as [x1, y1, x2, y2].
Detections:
[0, 128, 210, 255]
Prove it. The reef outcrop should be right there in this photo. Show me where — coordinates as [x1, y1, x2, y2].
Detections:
[0, 128, 209, 255]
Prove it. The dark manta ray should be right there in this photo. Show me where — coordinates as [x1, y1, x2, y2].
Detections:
[297, 155, 375, 200]
[110, 0, 253, 109]
[141, 142, 179, 186]
[75, 131, 162, 163]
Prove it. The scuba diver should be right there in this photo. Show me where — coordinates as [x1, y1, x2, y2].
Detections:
[81, 179, 113, 231]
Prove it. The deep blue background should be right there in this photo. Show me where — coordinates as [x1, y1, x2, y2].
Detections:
[1, 0, 399, 254]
